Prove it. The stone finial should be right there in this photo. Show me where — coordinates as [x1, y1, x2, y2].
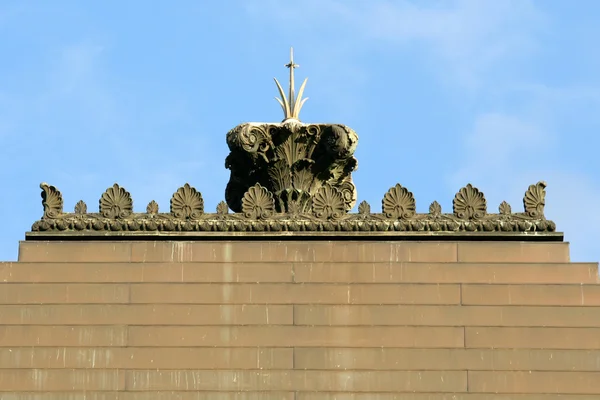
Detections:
[40, 183, 63, 219]
[99, 184, 133, 219]
[523, 181, 547, 218]
[453, 184, 487, 220]
[274, 47, 308, 122]
[170, 183, 204, 220]
[242, 184, 275, 220]
[382, 184, 416, 220]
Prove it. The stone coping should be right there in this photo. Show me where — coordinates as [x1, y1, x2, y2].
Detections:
[25, 231, 564, 241]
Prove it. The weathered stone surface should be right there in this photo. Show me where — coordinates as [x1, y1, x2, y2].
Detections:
[29, 181, 558, 238]
[225, 122, 359, 215]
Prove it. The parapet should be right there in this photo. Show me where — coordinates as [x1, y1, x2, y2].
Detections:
[27, 49, 560, 242]
[28, 180, 558, 241]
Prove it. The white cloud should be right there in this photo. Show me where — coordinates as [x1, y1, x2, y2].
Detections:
[245, 0, 544, 87]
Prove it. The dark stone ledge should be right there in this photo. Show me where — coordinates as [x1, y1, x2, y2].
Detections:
[26, 230, 564, 242]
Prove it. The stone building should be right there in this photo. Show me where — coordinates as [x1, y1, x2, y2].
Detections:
[1, 50, 599, 398]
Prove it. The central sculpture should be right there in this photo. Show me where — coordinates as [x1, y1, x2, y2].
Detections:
[224, 48, 359, 214]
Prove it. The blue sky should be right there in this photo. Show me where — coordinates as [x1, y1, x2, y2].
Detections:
[1, 0, 599, 262]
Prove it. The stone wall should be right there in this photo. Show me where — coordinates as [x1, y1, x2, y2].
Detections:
[1, 240, 599, 398]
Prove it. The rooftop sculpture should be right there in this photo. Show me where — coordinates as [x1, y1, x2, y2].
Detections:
[225, 47, 358, 215]
[28, 49, 559, 240]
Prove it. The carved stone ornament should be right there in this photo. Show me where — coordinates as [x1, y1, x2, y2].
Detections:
[146, 200, 159, 215]
[30, 181, 558, 236]
[224, 49, 358, 217]
[27, 52, 558, 238]
[216, 201, 229, 216]
[358, 200, 371, 216]
[99, 184, 133, 219]
[241, 183, 275, 219]
[170, 183, 204, 219]
[74, 200, 87, 215]
[429, 201, 442, 217]
[499, 201, 512, 215]
[524, 181, 546, 218]
[453, 184, 487, 220]
[312, 184, 345, 220]
[382, 184, 416, 220]
[225, 122, 358, 216]
[40, 183, 63, 219]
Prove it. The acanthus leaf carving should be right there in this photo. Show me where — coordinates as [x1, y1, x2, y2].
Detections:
[453, 184, 486, 220]
[216, 201, 229, 216]
[523, 181, 546, 218]
[146, 200, 159, 215]
[499, 201, 512, 215]
[429, 201, 442, 217]
[40, 183, 63, 219]
[292, 164, 314, 195]
[269, 160, 293, 196]
[287, 199, 301, 217]
[225, 122, 358, 215]
[382, 184, 416, 220]
[74, 200, 87, 215]
[358, 200, 371, 215]
[171, 183, 204, 219]
[241, 184, 275, 220]
[100, 184, 133, 219]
